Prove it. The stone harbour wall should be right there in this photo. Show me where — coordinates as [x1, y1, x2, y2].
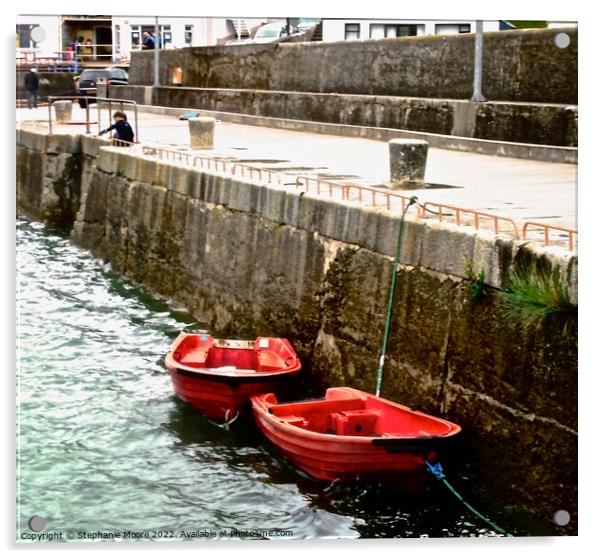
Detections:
[16, 71, 76, 101]
[128, 28, 577, 104]
[110, 85, 578, 148]
[16, 128, 578, 534]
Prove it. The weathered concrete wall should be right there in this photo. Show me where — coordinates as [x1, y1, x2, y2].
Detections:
[17, 130, 109, 226]
[128, 28, 577, 104]
[16, 128, 578, 535]
[111, 86, 578, 148]
[16, 71, 76, 100]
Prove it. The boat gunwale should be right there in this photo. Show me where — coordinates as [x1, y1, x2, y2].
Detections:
[166, 356, 301, 384]
[251, 389, 462, 446]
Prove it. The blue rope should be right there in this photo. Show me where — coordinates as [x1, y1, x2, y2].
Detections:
[425, 460, 513, 537]
[425, 460, 445, 480]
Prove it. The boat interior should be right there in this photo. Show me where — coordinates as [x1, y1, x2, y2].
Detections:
[263, 390, 457, 438]
[173, 335, 295, 372]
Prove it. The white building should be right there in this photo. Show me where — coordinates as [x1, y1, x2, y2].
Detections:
[16, 15, 270, 65]
[547, 22, 578, 28]
[16, 15, 63, 60]
[111, 17, 270, 61]
[321, 19, 501, 42]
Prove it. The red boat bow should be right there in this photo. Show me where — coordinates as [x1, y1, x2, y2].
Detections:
[165, 333, 301, 422]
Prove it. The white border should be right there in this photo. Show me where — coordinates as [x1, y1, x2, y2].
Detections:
[5, 1, 596, 557]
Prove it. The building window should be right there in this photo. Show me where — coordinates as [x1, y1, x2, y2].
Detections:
[369, 24, 418, 39]
[435, 23, 472, 35]
[16, 24, 39, 48]
[344, 23, 360, 40]
[131, 25, 141, 49]
[185, 24, 194, 45]
[114, 24, 120, 53]
[160, 24, 172, 46]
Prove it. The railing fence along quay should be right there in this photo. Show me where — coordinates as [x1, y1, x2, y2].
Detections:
[124, 142, 579, 253]
[26, 124, 577, 252]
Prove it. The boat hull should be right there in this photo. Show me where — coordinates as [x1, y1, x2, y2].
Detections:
[167, 365, 297, 422]
[251, 387, 461, 491]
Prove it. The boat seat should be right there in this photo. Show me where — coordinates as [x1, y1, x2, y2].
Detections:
[329, 410, 380, 437]
[179, 348, 208, 367]
[277, 415, 309, 428]
[257, 352, 285, 371]
[271, 397, 364, 417]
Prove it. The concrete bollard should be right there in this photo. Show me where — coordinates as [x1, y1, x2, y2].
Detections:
[53, 100, 73, 122]
[189, 117, 215, 150]
[389, 139, 429, 187]
[96, 78, 107, 100]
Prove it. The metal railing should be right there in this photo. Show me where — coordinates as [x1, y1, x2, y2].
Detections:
[46, 96, 139, 141]
[230, 163, 282, 185]
[30, 113, 578, 252]
[54, 44, 114, 61]
[522, 221, 577, 252]
[293, 175, 576, 250]
[421, 201, 520, 238]
[124, 145, 578, 251]
[295, 175, 420, 213]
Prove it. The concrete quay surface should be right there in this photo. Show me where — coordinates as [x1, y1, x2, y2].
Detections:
[17, 105, 577, 231]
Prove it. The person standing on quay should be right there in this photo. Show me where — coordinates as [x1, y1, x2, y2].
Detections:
[142, 31, 155, 50]
[24, 67, 39, 109]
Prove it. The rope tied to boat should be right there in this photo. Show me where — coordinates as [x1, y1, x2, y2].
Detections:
[425, 460, 445, 480]
[206, 408, 239, 431]
[425, 460, 513, 537]
[375, 196, 418, 397]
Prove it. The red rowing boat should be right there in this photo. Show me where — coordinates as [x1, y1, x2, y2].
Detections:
[251, 387, 461, 491]
[165, 333, 301, 422]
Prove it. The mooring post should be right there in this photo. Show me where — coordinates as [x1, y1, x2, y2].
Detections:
[388, 139, 429, 187]
[47, 98, 53, 135]
[189, 117, 216, 149]
[53, 100, 72, 123]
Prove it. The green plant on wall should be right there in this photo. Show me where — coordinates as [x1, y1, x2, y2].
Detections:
[463, 258, 487, 302]
[500, 265, 577, 331]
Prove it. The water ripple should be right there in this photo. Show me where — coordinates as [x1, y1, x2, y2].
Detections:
[16, 215, 511, 539]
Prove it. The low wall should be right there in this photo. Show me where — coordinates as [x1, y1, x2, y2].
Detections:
[16, 130, 109, 226]
[128, 28, 577, 104]
[16, 71, 76, 101]
[16, 127, 578, 534]
[111, 85, 578, 148]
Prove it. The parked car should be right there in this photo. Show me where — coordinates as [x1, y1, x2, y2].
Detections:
[74, 68, 129, 108]
[294, 18, 321, 32]
[250, 22, 288, 44]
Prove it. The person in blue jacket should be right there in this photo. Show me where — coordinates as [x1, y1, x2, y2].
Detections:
[99, 111, 135, 145]
[142, 32, 155, 49]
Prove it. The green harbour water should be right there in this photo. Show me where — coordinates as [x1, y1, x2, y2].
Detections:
[17, 214, 518, 541]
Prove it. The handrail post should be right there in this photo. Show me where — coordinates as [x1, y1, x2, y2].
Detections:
[154, 16, 160, 88]
[85, 99, 90, 134]
[47, 97, 53, 135]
